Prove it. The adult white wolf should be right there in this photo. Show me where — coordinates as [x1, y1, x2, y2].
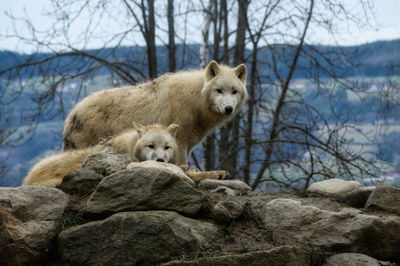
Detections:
[63, 61, 247, 165]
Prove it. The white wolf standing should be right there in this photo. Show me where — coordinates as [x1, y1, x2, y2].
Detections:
[63, 61, 248, 165]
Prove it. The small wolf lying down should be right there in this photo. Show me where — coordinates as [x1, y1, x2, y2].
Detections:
[23, 123, 227, 187]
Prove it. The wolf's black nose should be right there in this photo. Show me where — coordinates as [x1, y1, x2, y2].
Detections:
[225, 106, 233, 114]
[156, 158, 165, 162]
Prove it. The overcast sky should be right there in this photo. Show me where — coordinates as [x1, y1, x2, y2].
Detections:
[0, 0, 399, 52]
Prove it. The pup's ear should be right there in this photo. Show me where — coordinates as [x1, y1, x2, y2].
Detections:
[167, 123, 179, 137]
[132, 122, 144, 136]
[205, 60, 220, 81]
[235, 63, 247, 84]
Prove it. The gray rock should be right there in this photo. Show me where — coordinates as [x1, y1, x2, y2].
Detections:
[127, 161, 195, 185]
[199, 179, 251, 194]
[307, 178, 362, 197]
[163, 245, 310, 266]
[324, 253, 395, 266]
[0, 186, 69, 266]
[57, 169, 103, 212]
[365, 186, 400, 214]
[0, 186, 68, 222]
[202, 193, 244, 224]
[261, 198, 400, 261]
[57, 169, 103, 196]
[343, 186, 376, 208]
[84, 168, 204, 217]
[82, 151, 134, 176]
[211, 186, 237, 196]
[57, 210, 218, 265]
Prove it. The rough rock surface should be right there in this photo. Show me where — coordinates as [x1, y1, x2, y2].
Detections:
[199, 179, 252, 194]
[57, 210, 218, 265]
[365, 186, 400, 214]
[82, 150, 134, 176]
[2, 155, 400, 265]
[343, 186, 376, 208]
[84, 168, 204, 217]
[127, 160, 195, 185]
[163, 245, 310, 266]
[324, 253, 395, 266]
[261, 198, 400, 261]
[202, 192, 244, 224]
[0, 186, 69, 265]
[210, 185, 237, 196]
[307, 178, 362, 196]
[56, 169, 103, 212]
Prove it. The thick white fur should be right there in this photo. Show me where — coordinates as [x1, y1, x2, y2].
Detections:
[23, 123, 179, 187]
[63, 61, 248, 165]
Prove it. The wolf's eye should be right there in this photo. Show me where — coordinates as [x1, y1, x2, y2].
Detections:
[148, 144, 154, 149]
[165, 146, 170, 150]
[216, 89, 223, 94]
[232, 90, 238, 94]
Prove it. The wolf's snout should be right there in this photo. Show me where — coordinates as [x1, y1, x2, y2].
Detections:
[224, 106, 233, 114]
[156, 158, 165, 162]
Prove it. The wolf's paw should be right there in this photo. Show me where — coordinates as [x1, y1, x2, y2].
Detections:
[179, 165, 201, 172]
[185, 170, 229, 182]
[214, 170, 229, 180]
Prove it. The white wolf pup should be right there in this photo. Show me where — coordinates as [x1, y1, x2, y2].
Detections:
[22, 123, 179, 187]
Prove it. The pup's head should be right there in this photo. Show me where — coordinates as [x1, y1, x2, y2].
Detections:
[202, 60, 248, 116]
[132, 123, 179, 163]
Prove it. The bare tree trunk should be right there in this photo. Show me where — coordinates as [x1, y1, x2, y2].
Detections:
[201, 0, 216, 170]
[146, 0, 157, 78]
[233, 0, 249, 65]
[200, 1, 213, 68]
[221, 0, 229, 64]
[244, 46, 257, 184]
[219, 0, 249, 176]
[242, 0, 274, 184]
[167, 0, 176, 72]
[123, 0, 157, 78]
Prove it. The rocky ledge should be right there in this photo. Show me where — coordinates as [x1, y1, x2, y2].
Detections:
[1, 151, 399, 265]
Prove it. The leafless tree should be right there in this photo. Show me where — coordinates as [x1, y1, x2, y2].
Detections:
[1, 0, 389, 191]
[167, 0, 176, 72]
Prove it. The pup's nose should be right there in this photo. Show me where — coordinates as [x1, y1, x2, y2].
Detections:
[156, 158, 165, 162]
[225, 106, 233, 114]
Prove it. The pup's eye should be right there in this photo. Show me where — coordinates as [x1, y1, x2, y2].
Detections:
[148, 144, 154, 149]
[165, 146, 170, 150]
[216, 89, 223, 94]
[232, 90, 238, 94]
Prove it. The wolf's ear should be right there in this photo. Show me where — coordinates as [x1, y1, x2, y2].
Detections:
[235, 63, 247, 84]
[132, 122, 144, 136]
[167, 123, 179, 137]
[205, 60, 220, 81]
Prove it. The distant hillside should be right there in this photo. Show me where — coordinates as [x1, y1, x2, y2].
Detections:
[1, 40, 400, 79]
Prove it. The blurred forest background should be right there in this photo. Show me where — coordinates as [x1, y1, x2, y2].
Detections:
[1, 0, 400, 191]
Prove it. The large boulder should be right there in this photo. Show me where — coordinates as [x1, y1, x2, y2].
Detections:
[83, 168, 204, 217]
[0, 186, 69, 266]
[57, 210, 218, 265]
[163, 245, 310, 266]
[261, 198, 400, 261]
[365, 186, 400, 214]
